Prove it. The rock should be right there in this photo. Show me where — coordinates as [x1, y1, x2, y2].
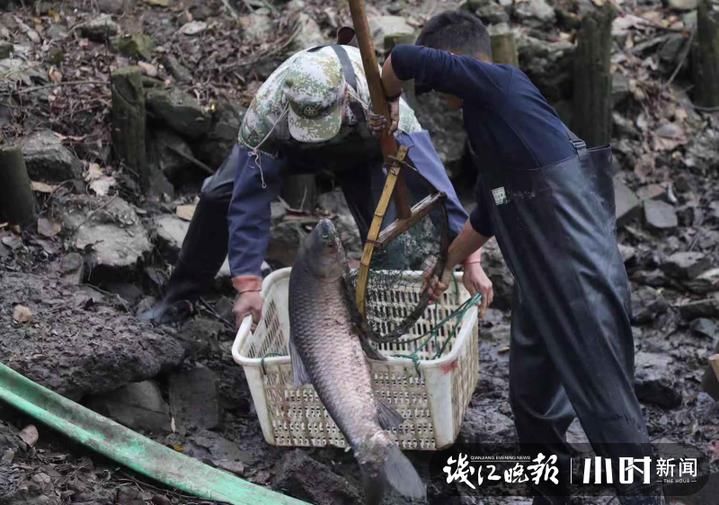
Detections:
[0, 267, 185, 400]
[193, 100, 245, 169]
[78, 14, 119, 42]
[12, 305, 32, 323]
[633, 352, 682, 409]
[517, 34, 573, 102]
[20, 130, 82, 182]
[668, 0, 698, 11]
[630, 286, 669, 325]
[612, 73, 631, 106]
[691, 318, 718, 339]
[458, 402, 516, 444]
[368, 15, 415, 49]
[678, 296, 719, 320]
[168, 366, 220, 431]
[112, 32, 154, 60]
[474, 1, 510, 24]
[176, 317, 225, 357]
[684, 268, 719, 294]
[150, 129, 195, 186]
[291, 13, 327, 51]
[661, 252, 713, 280]
[0, 58, 46, 88]
[684, 127, 719, 171]
[239, 10, 274, 43]
[147, 88, 211, 139]
[87, 381, 171, 432]
[98, 0, 134, 14]
[0, 41, 12, 59]
[643, 199, 678, 230]
[62, 195, 151, 274]
[183, 429, 253, 464]
[273, 450, 362, 504]
[154, 213, 188, 261]
[513, 0, 556, 30]
[178, 21, 206, 36]
[659, 33, 686, 65]
[618, 244, 637, 263]
[413, 92, 467, 177]
[613, 177, 641, 224]
[60, 252, 84, 284]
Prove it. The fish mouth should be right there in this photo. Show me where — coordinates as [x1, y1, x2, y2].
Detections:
[316, 218, 339, 247]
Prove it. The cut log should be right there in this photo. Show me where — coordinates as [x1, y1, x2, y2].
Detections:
[692, 0, 719, 108]
[281, 175, 317, 212]
[111, 66, 147, 190]
[0, 145, 37, 228]
[490, 29, 519, 66]
[384, 33, 416, 108]
[572, 4, 616, 147]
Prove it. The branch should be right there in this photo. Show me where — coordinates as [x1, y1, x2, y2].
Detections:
[3, 80, 108, 95]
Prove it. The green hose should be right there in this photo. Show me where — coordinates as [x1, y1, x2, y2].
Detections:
[0, 362, 308, 505]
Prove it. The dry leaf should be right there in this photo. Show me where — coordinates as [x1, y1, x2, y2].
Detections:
[37, 217, 61, 238]
[176, 204, 196, 221]
[13, 305, 32, 323]
[179, 21, 207, 36]
[48, 66, 62, 83]
[31, 181, 57, 193]
[85, 162, 104, 181]
[89, 176, 116, 196]
[145, 0, 170, 5]
[138, 61, 158, 77]
[18, 425, 39, 447]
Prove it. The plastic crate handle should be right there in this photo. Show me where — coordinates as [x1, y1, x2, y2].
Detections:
[231, 315, 254, 365]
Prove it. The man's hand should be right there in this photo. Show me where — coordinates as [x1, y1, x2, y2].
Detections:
[422, 261, 452, 303]
[367, 98, 399, 138]
[462, 260, 494, 318]
[233, 291, 263, 330]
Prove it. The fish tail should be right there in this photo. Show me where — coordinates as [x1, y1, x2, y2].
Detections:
[380, 444, 426, 500]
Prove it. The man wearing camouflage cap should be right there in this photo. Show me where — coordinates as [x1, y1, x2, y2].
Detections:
[141, 36, 491, 327]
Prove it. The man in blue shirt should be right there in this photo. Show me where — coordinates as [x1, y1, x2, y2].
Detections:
[381, 10, 664, 505]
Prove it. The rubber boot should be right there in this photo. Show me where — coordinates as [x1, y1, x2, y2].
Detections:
[139, 191, 231, 324]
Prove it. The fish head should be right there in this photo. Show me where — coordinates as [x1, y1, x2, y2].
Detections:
[303, 218, 347, 279]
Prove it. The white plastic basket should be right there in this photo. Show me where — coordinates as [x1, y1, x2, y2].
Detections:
[231, 267, 479, 451]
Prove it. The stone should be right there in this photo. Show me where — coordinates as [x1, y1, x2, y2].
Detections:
[239, 10, 274, 43]
[618, 244, 637, 263]
[0, 58, 45, 88]
[630, 286, 669, 325]
[633, 352, 682, 409]
[61, 195, 152, 273]
[691, 318, 718, 339]
[679, 296, 719, 320]
[0, 41, 12, 59]
[272, 450, 362, 504]
[517, 34, 574, 102]
[659, 33, 686, 65]
[668, 0, 698, 11]
[161, 54, 192, 83]
[612, 73, 631, 106]
[475, 1, 510, 25]
[513, 0, 556, 30]
[613, 177, 641, 224]
[176, 317, 225, 357]
[78, 14, 119, 42]
[661, 252, 713, 280]
[192, 100, 245, 169]
[644, 199, 678, 230]
[150, 129, 195, 185]
[154, 213, 188, 260]
[368, 15, 415, 50]
[684, 268, 719, 294]
[87, 381, 171, 432]
[60, 252, 85, 284]
[183, 429, 253, 464]
[168, 367, 220, 431]
[98, 0, 134, 14]
[178, 21, 206, 36]
[112, 32, 154, 60]
[413, 92, 467, 178]
[146, 88, 211, 139]
[20, 130, 82, 182]
[458, 402, 516, 444]
[291, 13, 326, 52]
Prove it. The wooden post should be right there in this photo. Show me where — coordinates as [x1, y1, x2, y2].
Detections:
[693, 0, 719, 108]
[111, 66, 147, 190]
[572, 4, 616, 147]
[281, 175, 317, 212]
[490, 28, 518, 66]
[0, 146, 37, 228]
[384, 33, 416, 109]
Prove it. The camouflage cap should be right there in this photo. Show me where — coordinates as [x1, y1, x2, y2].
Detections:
[283, 50, 346, 143]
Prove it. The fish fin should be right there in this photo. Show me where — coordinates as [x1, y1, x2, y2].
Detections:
[288, 337, 311, 387]
[360, 469, 387, 505]
[377, 400, 404, 430]
[382, 445, 426, 500]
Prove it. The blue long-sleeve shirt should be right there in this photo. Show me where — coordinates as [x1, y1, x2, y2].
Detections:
[390, 45, 576, 237]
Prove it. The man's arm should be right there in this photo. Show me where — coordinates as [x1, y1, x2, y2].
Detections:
[228, 147, 285, 327]
[382, 45, 510, 102]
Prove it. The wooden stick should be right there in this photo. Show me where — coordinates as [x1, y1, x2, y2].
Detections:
[376, 192, 445, 246]
[0, 146, 37, 228]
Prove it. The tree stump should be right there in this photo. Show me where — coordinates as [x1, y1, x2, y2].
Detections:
[111, 66, 147, 190]
[572, 4, 616, 147]
[490, 28, 518, 66]
[281, 175, 317, 212]
[385, 33, 416, 109]
[693, 0, 719, 108]
[0, 145, 37, 228]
